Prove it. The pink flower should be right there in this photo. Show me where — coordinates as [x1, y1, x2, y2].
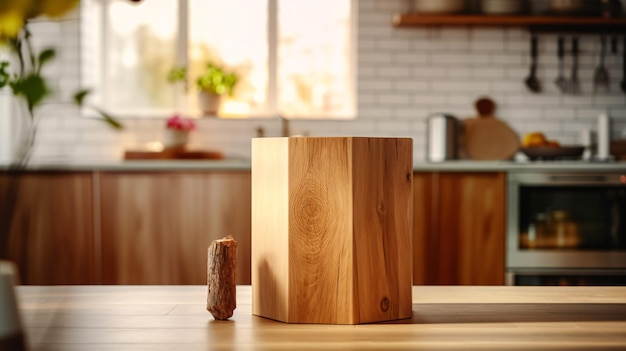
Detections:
[166, 114, 196, 131]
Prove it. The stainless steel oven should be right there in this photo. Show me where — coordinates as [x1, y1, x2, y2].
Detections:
[506, 171, 626, 286]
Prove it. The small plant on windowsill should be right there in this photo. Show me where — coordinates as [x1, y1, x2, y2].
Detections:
[168, 62, 238, 117]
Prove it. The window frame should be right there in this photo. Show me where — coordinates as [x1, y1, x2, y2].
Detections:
[84, 0, 357, 120]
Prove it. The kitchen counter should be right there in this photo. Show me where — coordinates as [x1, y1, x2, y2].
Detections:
[1, 159, 253, 172]
[16, 285, 626, 350]
[3, 159, 626, 172]
[414, 160, 626, 172]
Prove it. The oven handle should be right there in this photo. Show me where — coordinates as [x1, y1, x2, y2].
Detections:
[549, 175, 610, 183]
[510, 173, 626, 185]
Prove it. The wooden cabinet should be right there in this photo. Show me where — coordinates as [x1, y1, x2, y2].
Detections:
[413, 172, 506, 285]
[2, 169, 505, 286]
[99, 171, 251, 285]
[0, 172, 95, 284]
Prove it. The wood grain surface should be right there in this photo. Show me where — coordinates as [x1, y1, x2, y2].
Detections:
[287, 137, 355, 324]
[411, 172, 434, 285]
[0, 172, 95, 284]
[463, 116, 520, 160]
[252, 137, 412, 324]
[351, 138, 413, 323]
[124, 149, 224, 160]
[413, 172, 506, 285]
[100, 171, 251, 285]
[4, 169, 506, 288]
[251, 138, 290, 322]
[16, 285, 626, 350]
[462, 98, 520, 160]
[437, 172, 506, 285]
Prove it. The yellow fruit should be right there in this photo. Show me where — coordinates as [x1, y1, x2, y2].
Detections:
[522, 132, 562, 148]
[522, 132, 547, 148]
[545, 140, 560, 148]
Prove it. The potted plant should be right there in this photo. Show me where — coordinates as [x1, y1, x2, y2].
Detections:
[168, 62, 238, 116]
[164, 114, 196, 149]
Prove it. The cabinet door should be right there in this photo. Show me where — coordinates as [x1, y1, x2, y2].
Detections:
[0, 172, 95, 284]
[413, 172, 506, 285]
[412, 172, 435, 285]
[99, 171, 251, 285]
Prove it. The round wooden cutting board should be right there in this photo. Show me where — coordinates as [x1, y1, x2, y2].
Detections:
[462, 97, 520, 160]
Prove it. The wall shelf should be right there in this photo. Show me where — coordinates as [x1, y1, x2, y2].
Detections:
[392, 14, 626, 32]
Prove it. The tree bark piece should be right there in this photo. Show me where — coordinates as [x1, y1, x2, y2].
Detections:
[207, 236, 237, 320]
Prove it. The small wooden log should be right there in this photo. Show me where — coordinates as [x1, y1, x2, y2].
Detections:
[207, 235, 237, 320]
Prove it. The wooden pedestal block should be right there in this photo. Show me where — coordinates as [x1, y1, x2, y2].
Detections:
[251, 137, 413, 324]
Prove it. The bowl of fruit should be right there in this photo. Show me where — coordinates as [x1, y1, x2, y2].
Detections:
[520, 132, 584, 160]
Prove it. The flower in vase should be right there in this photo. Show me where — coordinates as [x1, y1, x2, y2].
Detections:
[166, 114, 196, 132]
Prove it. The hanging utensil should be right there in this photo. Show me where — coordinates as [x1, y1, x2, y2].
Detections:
[593, 35, 610, 93]
[555, 35, 567, 93]
[611, 34, 619, 82]
[525, 34, 541, 93]
[621, 36, 626, 93]
[567, 36, 580, 95]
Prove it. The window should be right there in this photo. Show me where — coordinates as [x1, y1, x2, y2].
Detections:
[82, 0, 356, 119]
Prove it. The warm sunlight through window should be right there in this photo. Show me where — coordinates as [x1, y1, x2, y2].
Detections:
[105, 0, 178, 114]
[279, 1, 353, 118]
[188, 0, 268, 117]
[82, 0, 355, 119]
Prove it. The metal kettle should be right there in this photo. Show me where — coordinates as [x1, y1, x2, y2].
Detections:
[426, 113, 460, 162]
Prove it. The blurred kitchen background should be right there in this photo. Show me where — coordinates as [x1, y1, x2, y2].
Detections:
[1, 0, 626, 164]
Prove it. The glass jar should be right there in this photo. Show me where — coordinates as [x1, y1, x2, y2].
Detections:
[522, 213, 548, 249]
[549, 210, 580, 249]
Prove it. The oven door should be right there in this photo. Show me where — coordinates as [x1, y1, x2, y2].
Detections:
[507, 172, 626, 271]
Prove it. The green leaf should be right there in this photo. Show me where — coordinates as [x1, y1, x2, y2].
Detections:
[11, 74, 50, 112]
[73, 89, 91, 106]
[0, 61, 9, 88]
[93, 107, 124, 130]
[38, 48, 56, 70]
[195, 61, 238, 96]
[73, 90, 123, 130]
[167, 67, 187, 83]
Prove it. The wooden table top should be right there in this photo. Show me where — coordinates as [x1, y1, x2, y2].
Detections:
[16, 285, 626, 350]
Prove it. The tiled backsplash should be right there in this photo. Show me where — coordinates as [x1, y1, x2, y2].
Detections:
[2, 0, 626, 164]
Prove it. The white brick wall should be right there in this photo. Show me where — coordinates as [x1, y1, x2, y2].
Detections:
[5, 0, 626, 164]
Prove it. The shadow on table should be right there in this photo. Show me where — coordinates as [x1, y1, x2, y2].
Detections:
[380, 303, 626, 324]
